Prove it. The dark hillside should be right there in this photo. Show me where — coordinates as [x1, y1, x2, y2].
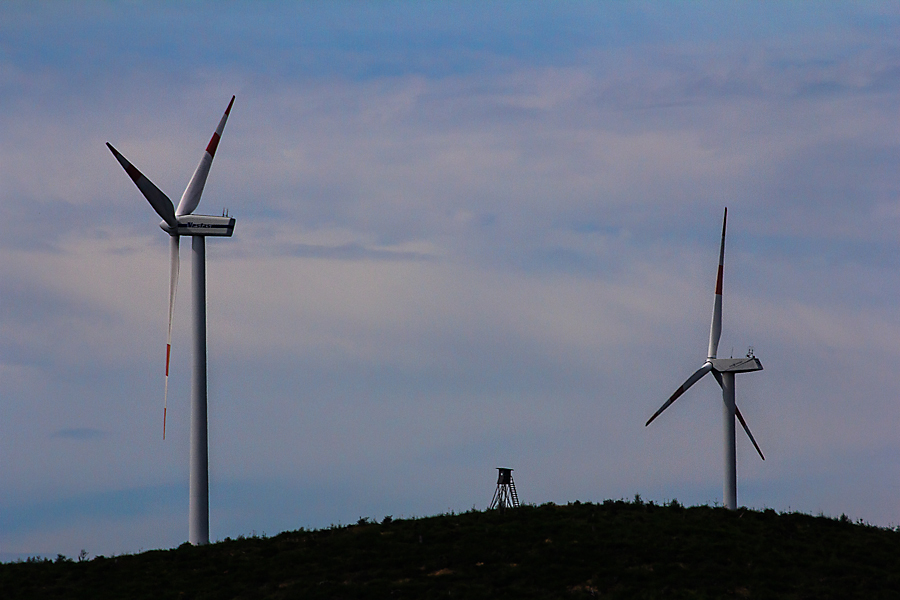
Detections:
[3, 499, 900, 599]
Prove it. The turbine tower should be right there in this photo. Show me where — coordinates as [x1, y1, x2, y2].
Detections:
[645, 208, 764, 510]
[107, 96, 236, 545]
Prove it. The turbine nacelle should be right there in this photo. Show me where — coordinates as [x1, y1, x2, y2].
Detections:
[160, 215, 236, 237]
[709, 357, 762, 373]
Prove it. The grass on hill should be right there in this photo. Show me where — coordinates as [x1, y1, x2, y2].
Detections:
[3, 498, 900, 599]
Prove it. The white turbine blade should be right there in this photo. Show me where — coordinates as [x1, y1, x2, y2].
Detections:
[107, 142, 178, 228]
[712, 371, 765, 461]
[163, 235, 180, 440]
[735, 405, 765, 460]
[176, 96, 235, 217]
[707, 207, 727, 359]
[646, 362, 713, 426]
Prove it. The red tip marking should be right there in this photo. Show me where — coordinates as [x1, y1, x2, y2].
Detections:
[225, 95, 235, 115]
[165, 344, 171, 376]
[125, 163, 142, 183]
[206, 132, 221, 157]
[715, 265, 724, 295]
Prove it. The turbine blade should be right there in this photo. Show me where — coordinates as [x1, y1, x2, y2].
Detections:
[708, 207, 726, 360]
[646, 362, 713, 426]
[106, 142, 178, 228]
[176, 95, 235, 216]
[163, 235, 180, 440]
[735, 405, 765, 460]
[713, 360, 764, 459]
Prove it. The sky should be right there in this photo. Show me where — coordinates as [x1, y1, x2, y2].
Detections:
[2, 1, 900, 560]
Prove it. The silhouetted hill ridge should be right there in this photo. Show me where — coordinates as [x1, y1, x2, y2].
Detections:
[3, 499, 899, 599]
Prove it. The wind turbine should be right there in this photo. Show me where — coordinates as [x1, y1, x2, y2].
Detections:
[107, 96, 236, 545]
[645, 207, 764, 510]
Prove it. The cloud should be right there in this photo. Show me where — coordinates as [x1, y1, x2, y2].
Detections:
[51, 428, 107, 441]
[281, 242, 436, 262]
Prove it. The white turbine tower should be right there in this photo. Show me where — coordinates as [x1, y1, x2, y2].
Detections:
[107, 96, 236, 545]
[645, 207, 764, 510]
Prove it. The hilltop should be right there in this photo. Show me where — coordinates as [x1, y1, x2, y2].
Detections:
[3, 499, 900, 599]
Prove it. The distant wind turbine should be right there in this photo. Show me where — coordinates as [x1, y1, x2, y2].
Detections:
[107, 96, 236, 545]
[645, 208, 764, 510]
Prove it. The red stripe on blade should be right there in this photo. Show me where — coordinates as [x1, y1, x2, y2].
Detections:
[165, 344, 171, 376]
[715, 265, 724, 295]
[125, 163, 142, 183]
[206, 132, 220, 157]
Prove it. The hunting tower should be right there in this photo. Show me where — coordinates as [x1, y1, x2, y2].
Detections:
[489, 467, 519, 510]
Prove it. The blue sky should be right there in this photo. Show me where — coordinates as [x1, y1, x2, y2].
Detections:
[3, 1, 900, 559]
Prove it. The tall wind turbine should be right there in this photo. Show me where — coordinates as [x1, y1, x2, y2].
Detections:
[107, 96, 236, 545]
[645, 208, 764, 510]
